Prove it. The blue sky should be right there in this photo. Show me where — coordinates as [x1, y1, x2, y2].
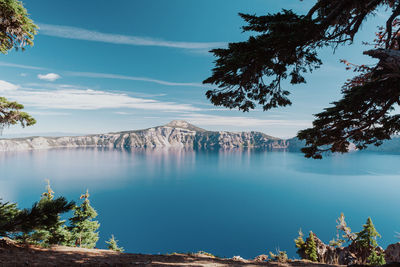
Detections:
[0, 0, 389, 138]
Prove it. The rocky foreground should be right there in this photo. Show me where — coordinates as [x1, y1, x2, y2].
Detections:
[0, 120, 295, 152]
[0, 239, 344, 267]
[2, 239, 400, 266]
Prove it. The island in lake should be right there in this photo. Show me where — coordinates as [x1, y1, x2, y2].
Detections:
[0, 120, 301, 152]
[1, 120, 398, 153]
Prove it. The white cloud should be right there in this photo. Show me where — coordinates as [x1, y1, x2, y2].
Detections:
[65, 71, 209, 88]
[0, 80, 201, 112]
[0, 80, 19, 92]
[39, 23, 226, 50]
[38, 73, 61, 82]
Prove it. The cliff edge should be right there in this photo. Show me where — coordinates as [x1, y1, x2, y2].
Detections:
[0, 120, 294, 152]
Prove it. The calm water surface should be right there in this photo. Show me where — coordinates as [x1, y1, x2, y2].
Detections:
[0, 148, 399, 258]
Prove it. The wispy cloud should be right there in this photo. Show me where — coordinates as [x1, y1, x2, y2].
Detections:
[65, 71, 207, 87]
[0, 61, 45, 70]
[39, 23, 226, 50]
[0, 80, 19, 91]
[25, 83, 90, 90]
[0, 60, 208, 88]
[0, 80, 201, 112]
[28, 111, 71, 116]
[38, 73, 61, 82]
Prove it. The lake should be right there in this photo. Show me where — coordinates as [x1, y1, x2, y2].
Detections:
[0, 148, 399, 259]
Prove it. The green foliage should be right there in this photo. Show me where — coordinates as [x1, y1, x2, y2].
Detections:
[0, 185, 104, 250]
[269, 250, 288, 263]
[355, 217, 381, 249]
[294, 228, 305, 249]
[295, 216, 386, 265]
[0, 200, 19, 236]
[0, 0, 37, 54]
[297, 52, 400, 158]
[0, 97, 36, 131]
[26, 180, 71, 246]
[294, 228, 307, 259]
[106, 234, 124, 252]
[0, 196, 74, 239]
[68, 190, 100, 248]
[367, 250, 386, 266]
[0, 184, 106, 251]
[203, 9, 320, 112]
[0, 1, 36, 131]
[352, 217, 385, 264]
[204, 1, 400, 158]
[305, 231, 318, 262]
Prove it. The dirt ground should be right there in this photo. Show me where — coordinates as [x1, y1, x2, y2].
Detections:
[0, 239, 346, 267]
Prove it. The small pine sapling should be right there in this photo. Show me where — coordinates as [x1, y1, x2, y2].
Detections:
[367, 249, 386, 266]
[305, 231, 318, 262]
[106, 234, 124, 252]
[294, 228, 306, 259]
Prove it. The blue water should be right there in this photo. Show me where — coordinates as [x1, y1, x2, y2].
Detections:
[0, 148, 400, 259]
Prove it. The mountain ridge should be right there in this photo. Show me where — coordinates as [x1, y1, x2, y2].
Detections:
[1, 120, 399, 153]
[0, 120, 294, 152]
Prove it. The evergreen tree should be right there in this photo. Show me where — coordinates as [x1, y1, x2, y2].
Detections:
[305, 231, 318, 262]
[0, 0, 37, 54]
[0, 200, 20, 237]
[0, 196, 74, 239]
[0, 0, 37, 130]
[294, 228, 305, 248]
[0, 97, 36, 132]
[204, 1, 400, 159]
[106, 235, 124, 252]
[355, 217, 383, 264]
[294, 228, 306, 258]
[368, 249, 386, 266]
[355, 217, 381, 249]
[27, 180, 71, 246]
[68, 190, 99, 248]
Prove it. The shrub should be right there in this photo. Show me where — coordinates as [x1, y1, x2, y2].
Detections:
[269, 250, 288, 263]
[106, 234, 124, 252]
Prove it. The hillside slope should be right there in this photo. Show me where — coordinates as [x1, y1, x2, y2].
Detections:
[0, 239, 344, 267]
[0, 120, 292, 152]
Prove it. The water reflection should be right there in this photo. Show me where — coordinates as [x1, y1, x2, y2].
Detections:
[0, 148, 400, 259]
